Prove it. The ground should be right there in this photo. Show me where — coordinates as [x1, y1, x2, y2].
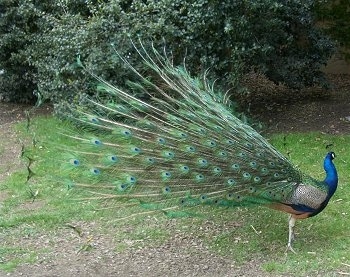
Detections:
[0, 74, 349, 276]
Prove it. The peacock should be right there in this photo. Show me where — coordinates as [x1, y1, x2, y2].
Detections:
[57, 42, 338, 253]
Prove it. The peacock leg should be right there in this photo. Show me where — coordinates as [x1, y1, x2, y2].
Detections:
[286, 214, 297, 253]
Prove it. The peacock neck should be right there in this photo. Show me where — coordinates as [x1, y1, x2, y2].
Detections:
[324, 155, 338, 199]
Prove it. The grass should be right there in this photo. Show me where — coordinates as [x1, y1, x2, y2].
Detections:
[0, 116, 349, 275]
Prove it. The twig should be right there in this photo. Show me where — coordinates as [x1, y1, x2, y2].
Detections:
[250, 225, 261, 235]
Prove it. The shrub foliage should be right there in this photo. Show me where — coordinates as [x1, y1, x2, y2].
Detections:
[315, 0, 350, 60]
[0, 0, 335, 103]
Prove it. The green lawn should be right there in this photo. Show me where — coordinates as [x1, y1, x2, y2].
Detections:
[0, 116, 349, 275]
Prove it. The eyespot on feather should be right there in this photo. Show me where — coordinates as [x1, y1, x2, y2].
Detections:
[90, 168, 101, 175]
[69, 159, 80, 167]
[91, 138, 102, 146]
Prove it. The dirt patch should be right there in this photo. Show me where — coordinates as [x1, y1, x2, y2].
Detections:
[6, 220, 277, 277]
[0, 122, 24, 183]
[240, 74, 350, 135]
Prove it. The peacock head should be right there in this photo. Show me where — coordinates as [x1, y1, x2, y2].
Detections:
[324, 151, 336, 168]
[324, 151, 338, 193]
[328, 152, 336, 160]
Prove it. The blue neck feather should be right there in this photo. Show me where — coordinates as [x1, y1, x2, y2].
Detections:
[324, 152, 338, 199]
[287, 152, 338, 216]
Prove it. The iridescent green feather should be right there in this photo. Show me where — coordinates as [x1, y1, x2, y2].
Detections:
[56, 42, 327, 219]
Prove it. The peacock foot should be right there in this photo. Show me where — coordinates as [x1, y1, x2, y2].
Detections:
[286, 243, 297, 254]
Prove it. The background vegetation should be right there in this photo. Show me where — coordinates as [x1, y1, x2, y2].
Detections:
[0, 0, 343, 104]
[315, 0, 350, 60]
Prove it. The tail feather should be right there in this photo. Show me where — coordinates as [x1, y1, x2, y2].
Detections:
[55, 42, 306, 217]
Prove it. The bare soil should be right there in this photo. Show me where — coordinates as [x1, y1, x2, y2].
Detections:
[240, 74, 350, 135]
[0, 74, 349, 277]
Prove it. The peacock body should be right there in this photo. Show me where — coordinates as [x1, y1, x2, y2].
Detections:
[59, 43, 338, 252]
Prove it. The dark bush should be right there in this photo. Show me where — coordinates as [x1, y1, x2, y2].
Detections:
[0, 0, 335, 103]
[315, 0, 350, 60]
[0, 0, 38, 102]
